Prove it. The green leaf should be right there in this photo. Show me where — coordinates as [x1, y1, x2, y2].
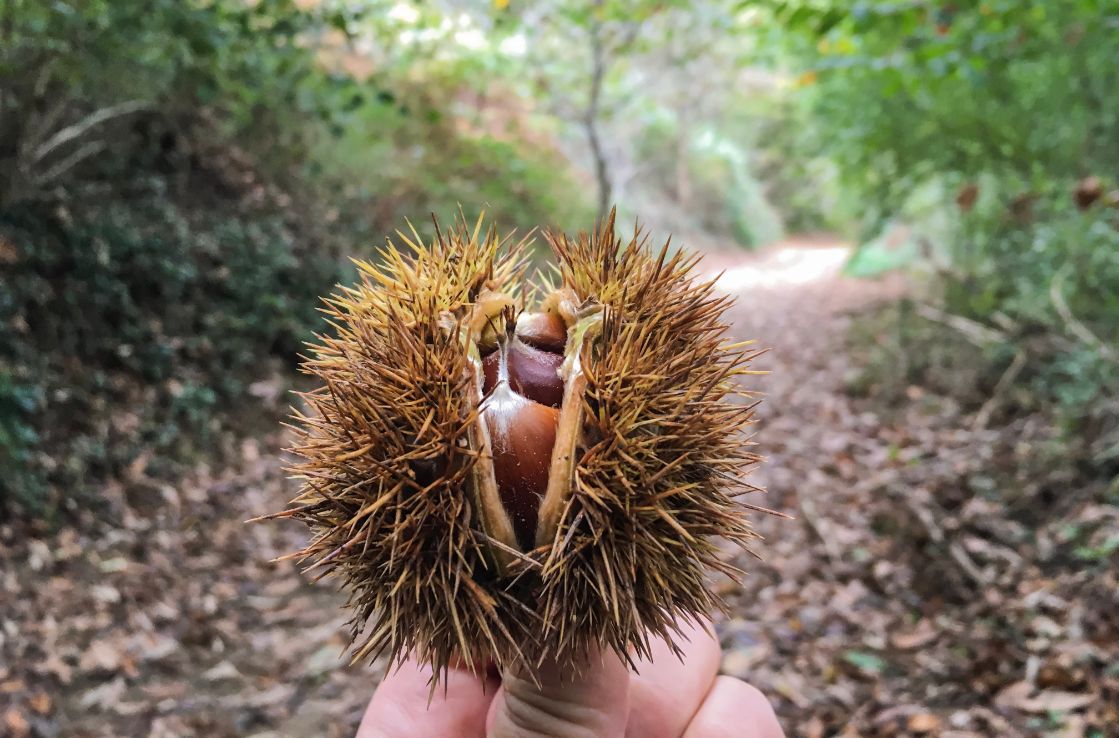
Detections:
[843, 650, 887, 674]
[844, 232, 919, 277]
[1074, 535, 1119, 562]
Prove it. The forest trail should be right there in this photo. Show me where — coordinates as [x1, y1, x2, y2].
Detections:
[3, 238, 1112, 736]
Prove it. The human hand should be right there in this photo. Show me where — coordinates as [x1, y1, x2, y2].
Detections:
[356, 618, 784, 738]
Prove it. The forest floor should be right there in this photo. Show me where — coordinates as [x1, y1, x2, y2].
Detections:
[1, 238, 1116, 737]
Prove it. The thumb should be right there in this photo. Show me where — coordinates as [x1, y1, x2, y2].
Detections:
[487, 648, 630, 738]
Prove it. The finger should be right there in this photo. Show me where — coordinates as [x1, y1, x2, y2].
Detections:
[625, 618, 722, 738]
[682, 676, 785, 738]
[487, 647, 630, 738]
[356, 659, 499, 738]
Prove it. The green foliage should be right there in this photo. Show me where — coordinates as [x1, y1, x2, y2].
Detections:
[632, 118, 785, 246]
[0, 0, 592, 517]
[533, 0, 1119, 242]
[0, 195, 344, 514]
[773, 1, 1119, 220]
[944, 197, 1118, 330]
[772, 0, 1119, 455]
[1074, 534, 1119, 563]
[728, 91, 846, 235]
[762, 5, 1090, 192]
[0, 0, 340, 205]
[312, 79, 592, 238]
[843, 649, 888, 675]
[842, 231, 919, 278]
[0, 372, 45, 510]
[0, 0, 355, 515]
[12, 0, 1111, 515]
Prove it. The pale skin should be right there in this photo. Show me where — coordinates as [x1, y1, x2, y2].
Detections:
[357, 618, 785, 738]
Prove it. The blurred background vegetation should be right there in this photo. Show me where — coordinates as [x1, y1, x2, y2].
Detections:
[1, 0, 1116, 518]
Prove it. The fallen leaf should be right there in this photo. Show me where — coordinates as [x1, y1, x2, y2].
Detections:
[203, 660, 241, 681]
[956, 183, 980, 212]
[995, 682, 1095, 714]
[26, 540, 51, 572]
[891, 619, 938, 650]
[224, 683, 297, 709]
[248, 378, 284, 403]
[125, 450, 152, 481]
[803, 716, 826, 738]
[842, 650, 887, 675]
[90, 584, 121, 604]
[80, 640, 122, 673]
[0, 236, 19, 265]
[304, 644, 344, 677]
[907, 712, 942, 733]
[98, 557, 130, 573]
[772, 671, 810, 708]
[129, 632, 178, 663]
[80, 677, 127, 710]
[720, 643, 769, 678]
[29, 691, 52, 715]
[38, 653, 73, 684]
[2, 708, 29, 738]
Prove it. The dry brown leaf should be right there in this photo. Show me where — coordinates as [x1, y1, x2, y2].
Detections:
[90, 584, 121, 604]
[249, 377, 284, 403]
[2, 708, 29, 738]
[891, 619, 938, 650]
[125, 450, 153, 481]
[0, 679, 24, 694]
[0, 236, 19, 265]
[79, 677, 127, 711]
[80, 639, 122, 673]
[229, 682, 297, 709]
[721, 643, 769, 678]
[128, 632, 178, 663]
[38, 653, 73, 684]
[802, 716, 826, 738]
[1024, 691, 1096, 713]
[907, 712, 942, 733]
[203, 660, 241, 681]
[97, 557, 130, 573]
[773, 672, 811, 708]
[995, 681, 1095, 714]
[29, 691, 51, 715]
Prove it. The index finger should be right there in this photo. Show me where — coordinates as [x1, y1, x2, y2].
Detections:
[356, 659, 499, 738]
[625, 618, 722, 738]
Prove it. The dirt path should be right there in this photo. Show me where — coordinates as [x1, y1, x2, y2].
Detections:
[710, 242, 1116, 737]
[3, 238, 1114, 737]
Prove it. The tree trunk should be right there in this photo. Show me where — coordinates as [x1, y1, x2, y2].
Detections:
[585, 8, 611, 222]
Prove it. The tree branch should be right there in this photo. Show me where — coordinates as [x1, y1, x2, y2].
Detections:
[585, 2, 611, 221]
[1050, 264, 1116, 362]
[32, 99, 149, 165]
[915, 303, 1007, 348]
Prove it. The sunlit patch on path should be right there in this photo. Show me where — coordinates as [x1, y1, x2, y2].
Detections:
[713, 242, 851, 292]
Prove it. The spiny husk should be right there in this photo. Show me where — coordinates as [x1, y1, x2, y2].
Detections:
[537, 210, 765, 665]
[275, 215, 537, 678]
[269, 210, 767, 680]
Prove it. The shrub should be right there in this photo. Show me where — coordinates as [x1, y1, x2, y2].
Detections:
[0, 0, 592, 517]
[0, 192, 345, 515]
[771, 1, 1119, 462]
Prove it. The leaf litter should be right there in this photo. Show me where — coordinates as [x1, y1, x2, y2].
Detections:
[0, 238, 1115, 737]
